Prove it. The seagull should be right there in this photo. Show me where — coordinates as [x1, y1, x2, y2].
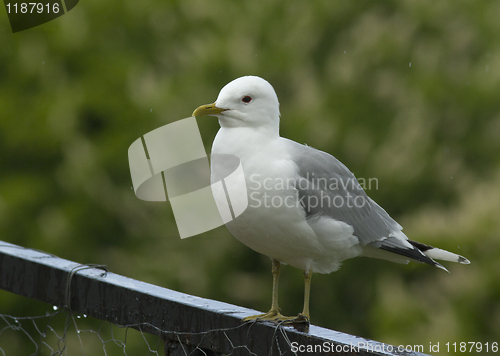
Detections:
[192, 75, 470, 323]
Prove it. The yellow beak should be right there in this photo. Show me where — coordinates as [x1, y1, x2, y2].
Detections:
[192, 103, 226, 117]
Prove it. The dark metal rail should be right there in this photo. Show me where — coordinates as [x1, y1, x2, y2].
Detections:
[0, 241, 428, 356]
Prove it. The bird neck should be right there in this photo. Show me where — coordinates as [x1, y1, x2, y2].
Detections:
[212, 126, 280, 158]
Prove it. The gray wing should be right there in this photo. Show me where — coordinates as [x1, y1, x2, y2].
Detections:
[285, 139, 438, 266]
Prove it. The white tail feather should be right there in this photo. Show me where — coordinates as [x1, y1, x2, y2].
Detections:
[423, 248, 470, 264]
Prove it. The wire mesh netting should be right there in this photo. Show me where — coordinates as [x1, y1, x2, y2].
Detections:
[0, 306, 164, 356]
[0, 299, 307, 356]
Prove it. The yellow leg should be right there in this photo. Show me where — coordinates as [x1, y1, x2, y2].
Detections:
[243, 259, 295, 321]
[298, 270, 312, 321]
[242, 260, 311, 324]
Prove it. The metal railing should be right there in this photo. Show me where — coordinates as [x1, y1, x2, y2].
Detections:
[0, 241, 428, 356]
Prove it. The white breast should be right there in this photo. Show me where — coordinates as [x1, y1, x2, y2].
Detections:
[211, 127, 362, 273]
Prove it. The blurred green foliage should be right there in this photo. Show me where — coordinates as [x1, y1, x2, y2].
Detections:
[1, 0, 499, 354]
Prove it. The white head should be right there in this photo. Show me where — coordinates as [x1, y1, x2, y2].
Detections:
[193, 76, 280, 134]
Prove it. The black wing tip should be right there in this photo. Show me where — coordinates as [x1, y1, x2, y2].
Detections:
[379, 244, 438, 267]
[435, 262, 450, 273]
[407, 239, 433, 252]
[407, 240, 449, 271]
[409, 239, 471, 265]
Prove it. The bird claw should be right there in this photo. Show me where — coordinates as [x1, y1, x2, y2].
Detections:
[291, 313, 310, 324]
[243, 311, 309, 325]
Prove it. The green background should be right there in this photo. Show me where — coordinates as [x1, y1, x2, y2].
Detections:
[1, 0, 499, 354]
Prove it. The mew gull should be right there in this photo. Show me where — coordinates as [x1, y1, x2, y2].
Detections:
[193, 75, 470, 323]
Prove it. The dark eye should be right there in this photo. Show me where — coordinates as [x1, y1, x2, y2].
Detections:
[242, 96, 252, 103]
